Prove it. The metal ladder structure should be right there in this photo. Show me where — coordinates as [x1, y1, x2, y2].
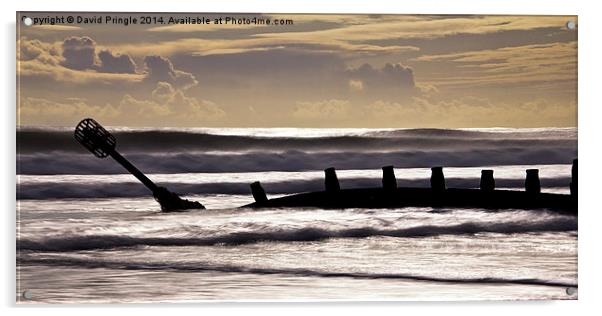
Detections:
[74, 118, 204, 212]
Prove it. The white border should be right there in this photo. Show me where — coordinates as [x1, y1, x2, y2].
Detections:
[3, 0, 601, 315]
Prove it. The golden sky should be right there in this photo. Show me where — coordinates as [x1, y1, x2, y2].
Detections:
[17, 13, 577, 127]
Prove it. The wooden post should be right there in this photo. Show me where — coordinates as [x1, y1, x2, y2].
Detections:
[570, 159, 577, 197]
[480, 169, 495, 192]
[324, 167, 340, 192]
[382, 165, 397, 190]
[525, 169, 541, 194]
[430, 166, 446, 192]
[250, 181, 268, 203]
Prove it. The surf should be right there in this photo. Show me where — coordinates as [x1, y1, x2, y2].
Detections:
[18, 218, 577, 252]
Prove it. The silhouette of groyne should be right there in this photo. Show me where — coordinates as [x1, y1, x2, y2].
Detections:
[74, 118, 577, 214]
[244, 160, 577, 214]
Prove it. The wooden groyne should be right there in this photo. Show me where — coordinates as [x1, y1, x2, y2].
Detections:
[74, 118, 577, 214]
[244, 160, 577, 215]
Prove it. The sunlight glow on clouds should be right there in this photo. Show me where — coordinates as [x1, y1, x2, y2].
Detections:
[17, 13, 577, 127]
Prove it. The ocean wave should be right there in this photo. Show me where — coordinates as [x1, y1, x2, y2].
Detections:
[17, 256, 576, 288]
[17, 129, 576, 154]
[17, 176, 571, 199]
[366, 127, 577, 139]
[18, 218, 577, 252]
[17, 147, 577, 175]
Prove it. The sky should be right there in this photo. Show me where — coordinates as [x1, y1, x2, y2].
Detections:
[17, 13, 577, 128]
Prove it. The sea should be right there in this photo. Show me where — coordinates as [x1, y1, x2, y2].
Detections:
[16, 127, 578, 303]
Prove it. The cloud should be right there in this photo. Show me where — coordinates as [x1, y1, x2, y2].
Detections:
[49, 16, 571, 60]
[348, 80, 364, 92]
[61, 36, 139, 74]
[412, 41, 577, 87]
[256, 15, 573, 43]
[361, 97, 576, 127]
[18, 38, 199, 89]
[16, 15, 577, 128]
[292, 99, 352, 121]
[61, 36, 97, 70]
[151, 81, 175, 101]
[18, 58, 143, 85]
[97, 50, 137, 74]
[342, 63, 419, 101]
[18, 37, 144, 85]
[347, 63, 415, 90]
[118, 82, 225, 124]
[416, 82, 439, 94]
[143, 55, 198, 89]
[111, 37, 419, 58]
[164, 48, 420, 103]
[130, 48, 419, 104]
[286, 95, 576, 128]
[115, 15, 569, 59]
[18, 97, 119, 126]
[18, 82, 226, 127]
[18, 38, 61, 65]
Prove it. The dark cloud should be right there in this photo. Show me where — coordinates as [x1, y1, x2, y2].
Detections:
[143, 55, 198, 89]
[60, 36, 138, 74]
[97, 50, 137, 74]
[61, 36, 97, 70]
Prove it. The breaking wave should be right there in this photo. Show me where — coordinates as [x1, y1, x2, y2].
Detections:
[17, 128, 577, 154]
[17, 127, 577, 174]
[18, 148, 576, 175]
[18, 218, 577, 252]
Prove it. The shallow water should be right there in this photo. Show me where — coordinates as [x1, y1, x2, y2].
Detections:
[17, 196, 578, 302]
